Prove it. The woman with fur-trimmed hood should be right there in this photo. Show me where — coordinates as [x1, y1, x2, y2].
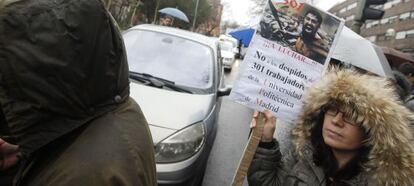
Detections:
[248, 68, 414, 186]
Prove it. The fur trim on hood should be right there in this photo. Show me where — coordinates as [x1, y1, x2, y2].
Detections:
[292, 68, 414, 185]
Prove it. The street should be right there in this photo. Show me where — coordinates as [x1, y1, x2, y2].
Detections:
[202, 59, 296, 186]
[202, 59, 252, 186]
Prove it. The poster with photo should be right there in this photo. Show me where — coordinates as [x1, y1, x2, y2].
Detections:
[229, 0, 344, 122]
[258, 0, 343, 65]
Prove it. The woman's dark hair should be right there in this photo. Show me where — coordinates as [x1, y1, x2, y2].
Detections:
[311, 106, 370, 184]
[398, 62, 414, 76]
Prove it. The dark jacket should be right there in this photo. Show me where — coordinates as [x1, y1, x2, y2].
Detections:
[248, 140, 367, 186]
[0, 0, 156, 185]
[392, 70, 414, 111]
[248, 69, 414, 185]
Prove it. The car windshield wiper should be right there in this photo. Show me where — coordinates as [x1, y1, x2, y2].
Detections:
[129, 72, 193, 94]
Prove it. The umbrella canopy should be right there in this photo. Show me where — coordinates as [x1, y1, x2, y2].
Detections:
[159, 7, 189, 23]
[229, 28, 255, 47]
[331, 26, 393, 79]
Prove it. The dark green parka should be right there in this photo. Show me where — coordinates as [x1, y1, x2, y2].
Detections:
[0, 0, 156, 185]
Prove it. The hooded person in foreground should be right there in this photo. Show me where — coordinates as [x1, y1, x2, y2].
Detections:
[0, 0, 156, 185]
[248, 68, 414, 185]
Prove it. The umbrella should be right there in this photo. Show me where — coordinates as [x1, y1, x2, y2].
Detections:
[159, 7, 189, 23]
[229, 28, 255, 47]
[331, 26, 393, 79]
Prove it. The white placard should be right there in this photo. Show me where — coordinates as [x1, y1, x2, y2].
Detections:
[230, 0, 344, 122]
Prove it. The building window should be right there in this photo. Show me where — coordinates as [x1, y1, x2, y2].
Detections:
[388, 16, 398, 24]
[400, 12, 410, 21]
[411, 11, 414, 19]
[407, 29, 414, 38]
[371, 20, 379, 27]
[380, 18, 389, 24]
[367, 36, 376, 42]
[347, 3, 357, 10]
[339, 8, 346, 13]
[377, 32, 394, 41]
[384, 2, 392, 9]
[393, 0, 402, 5]
[386, 0, 402, 6]
[401, 48, 414, 53]
[373, 4, 384, 9]
[395, 29, 414, 39]
[377, 34, 386, 41]
[396, 31, 406, 39]
[346, 15, 355, 22]
[366, 22, 372, 29]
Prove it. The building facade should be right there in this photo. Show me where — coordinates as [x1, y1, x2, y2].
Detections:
[328, 0, 414, 57]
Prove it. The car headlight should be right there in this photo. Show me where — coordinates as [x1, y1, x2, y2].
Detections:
[155, 122, 205, 163]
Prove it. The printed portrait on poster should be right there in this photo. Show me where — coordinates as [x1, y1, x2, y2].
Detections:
[258, 0, 342, 65]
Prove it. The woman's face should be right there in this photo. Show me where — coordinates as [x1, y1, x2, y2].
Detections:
[322, 108, 365, 151]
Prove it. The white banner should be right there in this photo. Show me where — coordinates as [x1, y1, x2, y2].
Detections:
[230, 1, 344, 122]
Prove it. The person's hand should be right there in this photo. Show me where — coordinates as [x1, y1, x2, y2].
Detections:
[0, 138, 20, 171]
[250, 110, 276, 142]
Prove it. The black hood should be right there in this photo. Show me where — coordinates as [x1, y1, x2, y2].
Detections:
[0, 0, 130, 156]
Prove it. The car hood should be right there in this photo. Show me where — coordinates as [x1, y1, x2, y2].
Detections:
[129, 82, 214, 133]
[221, 51, 235, 58]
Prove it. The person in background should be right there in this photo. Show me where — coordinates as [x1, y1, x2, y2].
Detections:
[248, 68, 414, 185]
[0, 0, 156, 185]
[397, 62, 414, 111]
[236, 39, 243, 59]
[398, 62, 414, 93]
[160, 15, 174, 27]
[393, 70, 411, 100]
[392, 70, 414, 111]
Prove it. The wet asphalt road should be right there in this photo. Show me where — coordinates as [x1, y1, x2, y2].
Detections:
[202, 59, 252, 186]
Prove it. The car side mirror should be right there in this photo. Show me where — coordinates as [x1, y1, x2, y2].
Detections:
[217, 86, 232, 97]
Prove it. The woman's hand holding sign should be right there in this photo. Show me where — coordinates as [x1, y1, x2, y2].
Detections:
[250, 110, 276, 142]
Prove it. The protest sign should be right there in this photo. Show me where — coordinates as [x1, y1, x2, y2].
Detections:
[230, 2, 344, 185]
[230, 0, 344, 123]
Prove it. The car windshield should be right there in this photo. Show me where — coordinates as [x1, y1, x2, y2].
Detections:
[123, 29, 213, 90]
[219, 41, 233, 52]
[220, 42, 233, 52]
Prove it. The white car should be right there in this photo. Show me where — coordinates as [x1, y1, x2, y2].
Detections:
[219, 34, 238, 49]
[219, 41, 236, 71]
[123, 24, 231, 185]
